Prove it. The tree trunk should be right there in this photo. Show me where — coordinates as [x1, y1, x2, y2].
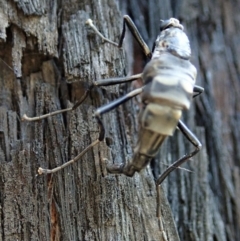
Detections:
[0, 0, 239, 241]
[119, 0, 240, 240]
[0, 0, 177, 240]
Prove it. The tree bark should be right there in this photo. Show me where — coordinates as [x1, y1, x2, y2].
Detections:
[120, 0, 240, 240]
[0, 0, 239, 241]
[0, 0, 178, 240]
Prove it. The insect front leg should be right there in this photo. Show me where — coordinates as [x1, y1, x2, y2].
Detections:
[86, 15, 152, 58]
[24, 14, 149, 121]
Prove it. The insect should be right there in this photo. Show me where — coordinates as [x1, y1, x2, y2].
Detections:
[22, 16, 204, 234]
[86, 16, 204, 220]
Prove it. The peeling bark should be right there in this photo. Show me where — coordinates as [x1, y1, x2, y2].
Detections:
[0, 0, 239, 241]
[0, 0, 178, 240]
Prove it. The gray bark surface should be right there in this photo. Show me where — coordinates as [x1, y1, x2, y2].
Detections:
[0, 0, 177, 240]
[120, 0, 240, 240]
[0, 0, 239, 241]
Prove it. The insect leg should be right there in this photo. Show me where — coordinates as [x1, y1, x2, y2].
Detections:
[155, 119, 202, 218]
[86, 15, 152, 58]
[156, 119, 202, 186]
[38, 124, 104, 175]
[25, 15, 147, 121]
[38, 87, 143, 175]
[193, 85, 204, 98]
[38, 139, 100, 175]
[38, 101, 105, 175]
[71, 73, 142, 110]
[22, 73, 143, 121]
[22, 88, 89, 121]
[93, 73, 142, 87]
[95, 87, 143, 117]
[119, 15, 152, 58]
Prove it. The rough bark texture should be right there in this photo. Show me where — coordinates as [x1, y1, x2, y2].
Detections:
[0, 0, 239, 241]
[119, 0, 240, 241]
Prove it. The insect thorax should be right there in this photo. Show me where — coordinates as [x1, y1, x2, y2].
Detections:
[142, 53, 197, 111]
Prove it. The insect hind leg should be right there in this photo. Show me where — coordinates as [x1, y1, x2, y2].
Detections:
[156, 119, 202, 186]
